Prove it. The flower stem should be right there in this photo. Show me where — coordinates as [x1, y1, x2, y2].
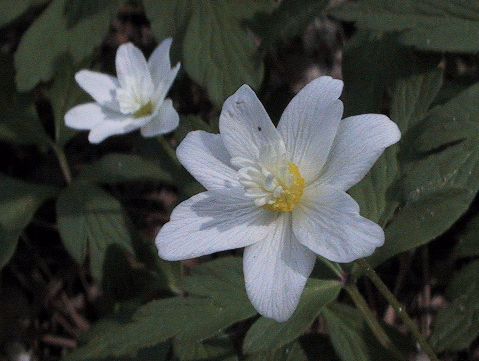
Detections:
[356, 258, 439, 361]
[50, 142, 72, 185]
[345, 284, 405, 360]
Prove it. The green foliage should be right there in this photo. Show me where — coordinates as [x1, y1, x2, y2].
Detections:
[330, 0, 479, 52]
[143, 0, 273, 106]
[15, 0, 118, 91]
[244, 342, 308, 361]
[78, 153, 173, 184]
[0, 0, 33, 28]
[323, 303, 411, 361]
[0, 53, 49, 146]
[430, 284, 479, 353]
[243, 279, 341, 354]
[49, 55, 90, 146]
[0, 174, 58, 268]
[64, 258, 256, 360]
[372, 81, 479, 265]
[247, 0, 329, 53]
[455, 214, 479, 259]
[56, 181, 133, 281]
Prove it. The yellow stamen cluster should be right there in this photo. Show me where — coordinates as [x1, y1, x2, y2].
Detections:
[134, 101, 153, 118]
[263, 162, 305, 213]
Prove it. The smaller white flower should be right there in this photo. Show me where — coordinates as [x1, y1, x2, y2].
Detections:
[65, 38, 180, 143]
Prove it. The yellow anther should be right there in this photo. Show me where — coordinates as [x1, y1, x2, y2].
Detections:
[263, 162, 305, 212]
[134, 101, 153, 118]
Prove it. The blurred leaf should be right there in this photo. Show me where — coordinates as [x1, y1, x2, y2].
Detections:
[0, 174, 58, 269]
[174, 114, 213, 143]
[182, 1, 265, 106]
[370, 81, 479, 266]
[430, 283, 479, 353]
[0, 53, 49, 146]
[64, 0, 113, 28]
[248, 0, 328, 53]
[65, 258, 256, 360]
[49, 54, 91, 146]
[323, 303, 409, 361]
[390, 68, 443, 132]
[0, 0, 32, 27]
[455, 214, 479, 259]
[243, 279, 341, 354]
[346, 39, 441, 227]
[330, 0, 479, 52]
[56, 181, 133, 281]
[78, 153, 173, 184]
[144, 0, 273, 107]
[174, 336, 238, 361]
[15, 0, 118, 91]
[244, 342, 307, 361]
[446, 260, 479, 300]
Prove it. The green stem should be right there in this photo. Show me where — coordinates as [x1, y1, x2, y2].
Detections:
[51, 142, 72, 184]
[345, 284, 404, 360]
[356, 258, 439, 361]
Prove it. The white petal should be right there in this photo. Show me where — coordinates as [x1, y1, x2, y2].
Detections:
[148, 37, 173, 88]
[176, 130, 240, 191]
[141, 99, 179, 137]
[277, 76, 344, 184]
[219, 85, 285, 163]
[318, 114, 401, 190]
[65, 102, 106, 130]
[156, 188, 276, 261]
[243, 213, 316, 322]
[115, 42, 152, 89]
[75, 70, 120, 110]
[292, 184, 384, 263]
[152, 63, 180, 107]
[87, 115, 152, 144]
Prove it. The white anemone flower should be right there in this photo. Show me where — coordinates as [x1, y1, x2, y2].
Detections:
[65, 38, 180, 143]
[156, 76, 401, 322]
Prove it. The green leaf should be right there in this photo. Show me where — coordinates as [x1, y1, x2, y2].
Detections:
[174, 336, 238, 361]
[182, 1, 265, 106]
[0, 53, 49, 146]
[65, 258, 256, 360]
[56, 181, 133, 280]
[243, 279, 340, 354]
[446, 260, 479, 300]
[49, 54, 91, 146]
[345, 39, 441, 227]
[323, 303, 410, 361]
[0, 0, 32, 27]
[15, 0, 117, 91]
[455, 214, 479, 259]
[78, 153, 173, 184]
[174, 114, 213, 143]
[430, 283, 479, 353]
[144, 0, 272, 107]
[370, 81, 479, 266]
[330, 0, 479, 52]
[0, 174, 58, 268]
[248, 0, 328, 53]
[64, 0, 113, 28]
[244, 342, 307, 361]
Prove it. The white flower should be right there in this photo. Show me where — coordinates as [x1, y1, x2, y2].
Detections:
[155, 76, 401, 322]
[65, 38, 180, 143]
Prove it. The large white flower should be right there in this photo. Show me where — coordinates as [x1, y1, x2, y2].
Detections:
[155, 76, 401, 322]
[65, 38, 180, 143]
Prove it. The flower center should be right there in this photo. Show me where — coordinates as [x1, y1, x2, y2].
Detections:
[133, 101, 153, 118]
[237, 159, 305, 213]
